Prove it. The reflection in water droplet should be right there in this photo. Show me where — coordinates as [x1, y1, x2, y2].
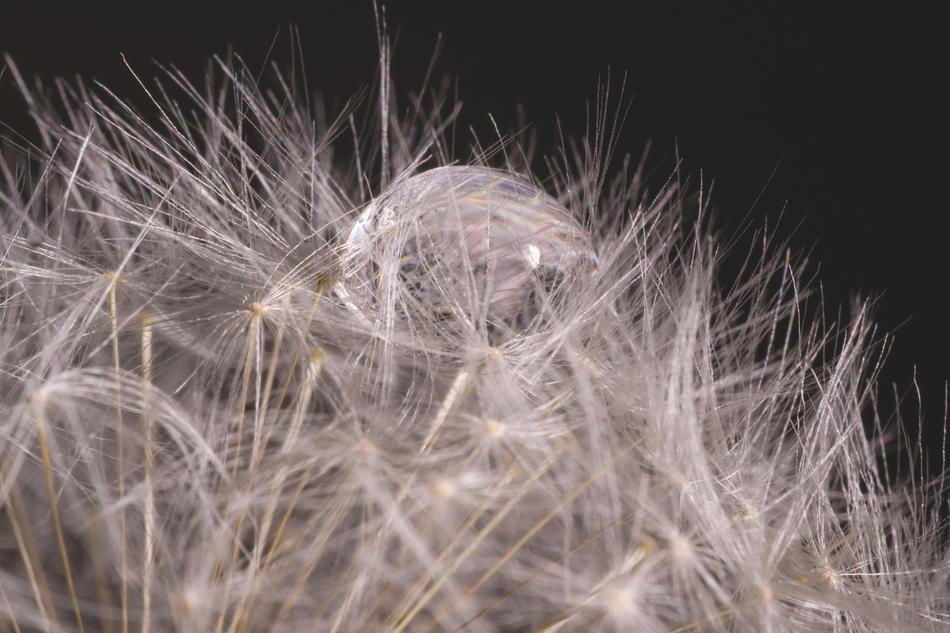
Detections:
[340, 166, 597, 337]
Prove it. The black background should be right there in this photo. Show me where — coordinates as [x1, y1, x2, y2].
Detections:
[2, 2, 947, 457]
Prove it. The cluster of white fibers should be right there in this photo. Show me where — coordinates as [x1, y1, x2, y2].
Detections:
[0, 48, 947, 633]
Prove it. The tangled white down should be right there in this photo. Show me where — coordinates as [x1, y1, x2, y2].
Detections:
[0, 50, 947, 633]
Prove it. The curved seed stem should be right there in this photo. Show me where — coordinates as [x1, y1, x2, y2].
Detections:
[34, 402, 86, 633]
[141, 312, 157, 633]
[108, 277, 128, 633]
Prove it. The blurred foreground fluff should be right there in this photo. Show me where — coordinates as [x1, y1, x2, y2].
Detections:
[0, 51, 947, 633]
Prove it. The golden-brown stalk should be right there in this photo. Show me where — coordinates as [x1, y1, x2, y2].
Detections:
[213, 306, 265, 633]
[445, 513, 639, 633]
[84, 507, 115, 633]
[141, 311, 157, 633]
[390, 446, 567, 633]
[33, 395, 86, 633]
[0, 585, 20, 633]
[260, 278, 326, 451]
[233, 304, 264, 475]
[227, 348, 325, 633]
[107, 275, 129, 633]
[2, 484, 55, 631]
[270, 480, 355, 628]
[250, 293, 291, 470]
[419, 369, 472, 453]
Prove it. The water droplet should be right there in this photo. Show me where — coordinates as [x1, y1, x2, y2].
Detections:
[340, 166, 597, 336]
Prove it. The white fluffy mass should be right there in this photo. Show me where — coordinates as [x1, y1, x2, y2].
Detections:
[0, 45, 947, 633]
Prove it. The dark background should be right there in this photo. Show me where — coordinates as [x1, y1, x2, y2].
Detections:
[2, 2, 947, 459]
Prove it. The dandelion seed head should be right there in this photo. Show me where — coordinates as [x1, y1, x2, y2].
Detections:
[27, 386, 49, 406]
[483, 416, 505, 438]
[0, 33, 946, 633]
[309, 348, 324, 364]
[245, 301, 267, 317]
[636, 536, 659, 560]
[819, 561, 843, 590]
[430, 477, 457, 500]
[356, 436, 377, 457]
[671, 471, 690, 491]
[601, 585, 638, 617]
[667, 531, 695, 563]
[176, 586, 200, 616]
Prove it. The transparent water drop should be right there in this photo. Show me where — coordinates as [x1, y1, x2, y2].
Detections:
[339, 165, 598, 335]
